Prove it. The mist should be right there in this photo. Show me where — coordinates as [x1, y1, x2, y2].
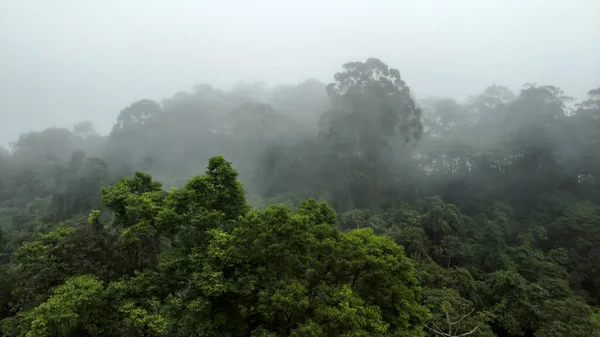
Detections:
[2, 0, 600, 146]
[1, 1, 600, 336]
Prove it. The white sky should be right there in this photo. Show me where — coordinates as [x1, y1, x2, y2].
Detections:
[1, 0, 599, 146]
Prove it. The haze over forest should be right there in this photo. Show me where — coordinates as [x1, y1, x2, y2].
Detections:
[1, 1, 600, 336]
[2, 0, 600, 146]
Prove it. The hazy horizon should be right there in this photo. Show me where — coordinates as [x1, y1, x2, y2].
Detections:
[2, 0, 599, 147]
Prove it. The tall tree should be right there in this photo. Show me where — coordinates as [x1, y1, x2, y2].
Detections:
[320, 58, 423, 209]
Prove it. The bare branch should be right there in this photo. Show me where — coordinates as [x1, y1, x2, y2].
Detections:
[432, 322, 445, 335]
[425, 322, 483, 337]
[450, 309, 475, 326]
[425, 325, 452, 337]
[456, 323, 483, 337]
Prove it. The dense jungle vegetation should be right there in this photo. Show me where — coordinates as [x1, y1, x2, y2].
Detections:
[1, 58, 599, 336]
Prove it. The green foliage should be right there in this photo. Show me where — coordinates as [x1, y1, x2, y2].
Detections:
[18, 274, 107, 337]
[2, 154, 432, 336]
[155, 171, 426, 335]
[1, 60, 600, 337]
[11, 226, 77, 311]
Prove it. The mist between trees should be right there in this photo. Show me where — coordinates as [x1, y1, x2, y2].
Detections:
[0, 58, 599, 336]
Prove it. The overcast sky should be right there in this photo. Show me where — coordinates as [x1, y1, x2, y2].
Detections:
[1, 0, 599, 147]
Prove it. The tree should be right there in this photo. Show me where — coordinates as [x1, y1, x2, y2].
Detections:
[96, 156, 428, 336]
[268, 78, 331, 126]
[10, 127, 76, 161]
[423, 288, 492, 337]
[100, 171, 166, 274]
[16, 275, 108, 337]
[106, 99, 163, 171]
[319, 58, 423, 209]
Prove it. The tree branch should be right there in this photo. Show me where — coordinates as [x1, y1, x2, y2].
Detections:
[425, 322, 483, 337]
[450, 309, 474, 326]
